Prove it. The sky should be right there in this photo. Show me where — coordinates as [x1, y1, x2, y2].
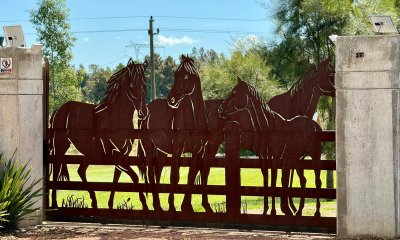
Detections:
[1, 0, 277, 69]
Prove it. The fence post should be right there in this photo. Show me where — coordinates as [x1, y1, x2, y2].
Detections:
[224, 122, 241, 217]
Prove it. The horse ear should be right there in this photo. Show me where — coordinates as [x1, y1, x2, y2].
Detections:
[143, 60, 148, 69]
[237, 76, 242, 83]
[127, 58, 134, 66]
[180, 54, 186, 62]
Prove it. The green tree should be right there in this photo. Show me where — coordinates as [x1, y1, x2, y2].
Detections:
[82, 64, 113, 104]
[30, 0, 82, 112]
[193, 39, 281, 101]
[259, 0, 354, 191]
[144, 54, 177, 102]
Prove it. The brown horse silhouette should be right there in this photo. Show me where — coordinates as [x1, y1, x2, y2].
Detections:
[139, 55, 211, 212]
[268, 59, 335, 118]
[49, 59, 148, 209]
[218, 78, 323, 217]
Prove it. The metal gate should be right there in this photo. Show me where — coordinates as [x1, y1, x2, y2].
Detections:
[43, 56, 336, 232]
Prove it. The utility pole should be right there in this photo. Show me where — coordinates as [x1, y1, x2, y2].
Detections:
[148, 16, 159, 101]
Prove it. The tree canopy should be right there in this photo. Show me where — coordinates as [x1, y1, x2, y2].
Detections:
[30, 0, 82, 112]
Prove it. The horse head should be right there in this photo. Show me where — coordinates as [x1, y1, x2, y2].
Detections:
[167, 55, 200, 108]
[126, 58, 149, 118]
[316, 59, 335, 97]
[218, 77, 249, 119]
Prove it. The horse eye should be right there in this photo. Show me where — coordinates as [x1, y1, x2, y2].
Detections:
[184, 75, 189, 80]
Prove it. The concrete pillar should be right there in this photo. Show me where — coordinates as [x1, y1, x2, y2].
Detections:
[0, 45, 43, 226]
[336, 35, 400, 238]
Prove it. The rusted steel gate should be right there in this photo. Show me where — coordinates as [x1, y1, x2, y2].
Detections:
[43, 56, 336, 231]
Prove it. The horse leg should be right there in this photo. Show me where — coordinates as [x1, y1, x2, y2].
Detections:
[261, 157, 269, 215]
[181, 154, 198, 213]
[77, 163, 97, 208]
[51, 131, 70, 208]
[295, 166, 307, 216]
[149, 150, 164, 212]
[314, 169, 322, 217]
[270, 164, 277, 216]
[168, 147, 181, 212]
[280, 168, 292, 216]
[122, 163, 148, 211]
[108, 167, 122, 209]
[200, 149, 212, 212]
[153, 154, 164, 211]
[312, 140, 322, 217]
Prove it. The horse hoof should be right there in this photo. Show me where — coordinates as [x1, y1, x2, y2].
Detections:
[154, 206, 163, 212]
[181, 203, 194, 213]
[270, 209, 277, 216]
[168, 206, 176, 213]
[203, 204, 213, 213]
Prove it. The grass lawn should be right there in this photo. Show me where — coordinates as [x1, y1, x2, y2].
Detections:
[51, 163, 336, 217]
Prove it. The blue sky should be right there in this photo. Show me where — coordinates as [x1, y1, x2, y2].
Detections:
[1, 0, 277, 69]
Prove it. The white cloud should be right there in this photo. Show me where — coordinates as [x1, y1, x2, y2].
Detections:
[83, 37, 90, 42]
[157, 35, 195, 47]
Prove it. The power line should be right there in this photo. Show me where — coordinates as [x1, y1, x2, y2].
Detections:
[0, 15, 270, 23]
[161, 28, 271, 35]
[25, 28, 271, 35]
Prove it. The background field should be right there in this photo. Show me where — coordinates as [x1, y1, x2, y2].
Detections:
[51, 159, 336, 217]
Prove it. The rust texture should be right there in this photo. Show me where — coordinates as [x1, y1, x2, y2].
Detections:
[45, 56, 336, 230]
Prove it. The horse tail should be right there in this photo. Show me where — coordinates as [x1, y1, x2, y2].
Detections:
[48, 102, 71, 182]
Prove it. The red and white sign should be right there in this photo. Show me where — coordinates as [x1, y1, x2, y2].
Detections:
[1, 58, 12, 73]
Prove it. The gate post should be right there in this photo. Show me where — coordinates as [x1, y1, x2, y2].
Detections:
[0, 45, 43, 226]
[336, 35, 400, 238]
[224, 122, 241, 217]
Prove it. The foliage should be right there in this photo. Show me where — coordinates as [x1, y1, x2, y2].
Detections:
[61, 195, 88, 208]
[30, 0, 82, 112]
[82, 64, 113, 104]
[144, 54, 177, 102]
[116, 198, 135, 210]
[344, 0, 400, 35]
[192, 37, 282, 101]
[0, 153, 42, 229]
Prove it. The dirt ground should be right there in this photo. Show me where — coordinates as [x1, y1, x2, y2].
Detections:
[0, 222, 337, 240]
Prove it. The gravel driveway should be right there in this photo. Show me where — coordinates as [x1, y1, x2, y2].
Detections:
[0, 222, 337, 240]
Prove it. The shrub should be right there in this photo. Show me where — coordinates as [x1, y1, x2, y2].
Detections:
[0, 152, 42, 229]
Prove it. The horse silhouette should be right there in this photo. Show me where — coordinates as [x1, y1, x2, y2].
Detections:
[49, 59, 148, 209]
[268, 59, 335, 118]
[139, 55, 211, 212]
[218, 78, 323, 217]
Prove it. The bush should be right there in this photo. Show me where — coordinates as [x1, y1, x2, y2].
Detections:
[0, 152, 42, 229]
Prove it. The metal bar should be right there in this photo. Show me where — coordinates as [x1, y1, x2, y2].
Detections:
[45, 208, 336, 229]
[47, 155, 336, 170]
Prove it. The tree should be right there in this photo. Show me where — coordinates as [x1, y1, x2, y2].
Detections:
[143, 54, 177, 102]
[82, 64, 113, 104]
[30, 0, 82, 112]
[193, 38, 281, 101]
[259, 0, 354, 191]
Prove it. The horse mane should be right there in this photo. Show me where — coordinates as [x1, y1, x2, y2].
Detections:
[289, 59, 332, 97]
[177, 55, 199, 77]
[95, 63, 145, 112]
[240, 80, 273, 115]
[289, 64, 318, 97]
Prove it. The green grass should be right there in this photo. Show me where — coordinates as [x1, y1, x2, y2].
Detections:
[50, 163, 336, 217]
